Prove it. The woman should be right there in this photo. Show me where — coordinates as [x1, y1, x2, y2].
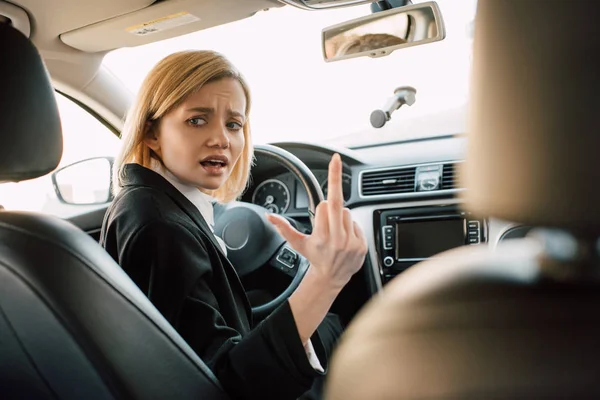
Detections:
[100, 50, 367, 400]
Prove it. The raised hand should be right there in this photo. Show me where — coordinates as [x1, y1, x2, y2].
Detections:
[266, 153, 367, 290]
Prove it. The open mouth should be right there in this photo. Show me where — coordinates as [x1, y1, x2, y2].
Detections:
[200, 155, 229, 173]
[200, 159, 228, 168]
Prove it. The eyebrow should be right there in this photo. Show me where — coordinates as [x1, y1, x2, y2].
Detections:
[185, 107, 245, 121]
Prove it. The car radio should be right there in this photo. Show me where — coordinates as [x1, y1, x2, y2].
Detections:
[375, 205, 487, 283]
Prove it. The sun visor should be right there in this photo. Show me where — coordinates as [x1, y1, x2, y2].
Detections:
[0, 1, 30, 37]
[461, 0, 600, 233]
[60, 0, 282, 53]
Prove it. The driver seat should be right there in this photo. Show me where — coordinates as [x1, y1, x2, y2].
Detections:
[0, 20, 228, 400]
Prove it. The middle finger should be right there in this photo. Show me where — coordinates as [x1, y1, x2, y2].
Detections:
[327, 153, 345, 237]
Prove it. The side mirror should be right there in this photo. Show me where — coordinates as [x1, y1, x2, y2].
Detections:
[51, 157, 114, 205]
[322, 1, 446, 62]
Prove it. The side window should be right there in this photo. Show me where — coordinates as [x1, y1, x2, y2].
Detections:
[0, 92, 120, 218]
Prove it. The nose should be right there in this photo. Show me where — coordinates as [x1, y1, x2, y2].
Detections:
[206, 121, 230, 149]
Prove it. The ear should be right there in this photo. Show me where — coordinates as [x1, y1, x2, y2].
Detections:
[142, 121, 161, 153]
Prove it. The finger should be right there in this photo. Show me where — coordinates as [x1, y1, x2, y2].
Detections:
[352, 221, 363, 239]
[342, 208, 353, 237]
[353, 221, 368, 254]
[266, 213, 308, 253]
[313, 200, 330, 237]
[327, 153, 344, 237]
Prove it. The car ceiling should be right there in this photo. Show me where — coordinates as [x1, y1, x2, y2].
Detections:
[5, 0, 282, 92]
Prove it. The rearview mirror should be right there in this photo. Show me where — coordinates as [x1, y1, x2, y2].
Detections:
[51, 157, 114, 205]
[322, 1, 446, 62]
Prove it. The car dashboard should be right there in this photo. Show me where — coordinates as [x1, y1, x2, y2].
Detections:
[246, 136, 525, 291]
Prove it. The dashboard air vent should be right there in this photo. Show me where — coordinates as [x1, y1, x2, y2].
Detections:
[361, 167, 416, 196]
[441, 163, 457, 189]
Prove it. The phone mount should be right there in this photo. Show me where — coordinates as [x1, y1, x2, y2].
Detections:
[370, 86, 417, 128]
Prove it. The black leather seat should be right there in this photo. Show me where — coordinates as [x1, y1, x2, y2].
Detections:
[0, 21, 228, 400]
[325, 1, 600, 399]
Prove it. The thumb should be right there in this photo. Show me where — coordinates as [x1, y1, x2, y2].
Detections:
[266, 213, 308, 252]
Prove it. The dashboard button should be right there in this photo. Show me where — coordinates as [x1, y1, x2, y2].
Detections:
[383, 256, 394, 267]
[276, 247, 298, 268]
[382, 225, 394, 250]
[467, 221, 480, 229]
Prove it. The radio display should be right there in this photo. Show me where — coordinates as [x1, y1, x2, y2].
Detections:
[395, 219, 465, 259]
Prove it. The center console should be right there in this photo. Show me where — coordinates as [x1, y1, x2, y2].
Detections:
[375, 205, 487, 283]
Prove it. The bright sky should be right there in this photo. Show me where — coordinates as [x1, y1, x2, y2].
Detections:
[103, 0, 477, 145]
[0, 0, 476, 216]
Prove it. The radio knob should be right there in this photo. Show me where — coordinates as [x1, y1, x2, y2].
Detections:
[383, 256, 394, 267]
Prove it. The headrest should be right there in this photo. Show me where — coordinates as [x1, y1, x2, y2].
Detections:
[461, 0, 600, 234]
[0, 23, 62, 183]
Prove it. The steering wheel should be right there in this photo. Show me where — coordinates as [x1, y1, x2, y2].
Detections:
[213, 144, 324, 320]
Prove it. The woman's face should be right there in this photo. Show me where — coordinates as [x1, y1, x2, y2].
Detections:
[145, 78, 246, 190]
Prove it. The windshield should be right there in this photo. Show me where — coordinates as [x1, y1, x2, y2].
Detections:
[103, 0, 476, 148]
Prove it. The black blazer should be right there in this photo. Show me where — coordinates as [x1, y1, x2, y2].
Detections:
[100, 164, 324, 400]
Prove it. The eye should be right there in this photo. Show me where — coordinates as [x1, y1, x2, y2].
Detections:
[188, 117, 207, 127]
[227, 121, 243, 131]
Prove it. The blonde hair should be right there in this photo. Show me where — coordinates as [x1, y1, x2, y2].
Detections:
[113, 50, 253, 202]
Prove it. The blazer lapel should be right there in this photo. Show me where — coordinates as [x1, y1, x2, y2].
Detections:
[121, 164, 226, 256]
[165, 191, 225, 254]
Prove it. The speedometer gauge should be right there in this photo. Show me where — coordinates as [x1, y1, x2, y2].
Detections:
[321, 173, 352, 202]
[252, 179, 291, 214]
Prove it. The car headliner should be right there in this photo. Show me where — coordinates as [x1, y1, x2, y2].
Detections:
[5, 0, 282, 130]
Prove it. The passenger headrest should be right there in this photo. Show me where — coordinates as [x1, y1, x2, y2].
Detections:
[0, 22, 62, 183]
[461, 0, 600, 234]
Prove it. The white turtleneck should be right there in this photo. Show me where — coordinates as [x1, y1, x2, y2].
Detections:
[150, 162, 324, 373]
